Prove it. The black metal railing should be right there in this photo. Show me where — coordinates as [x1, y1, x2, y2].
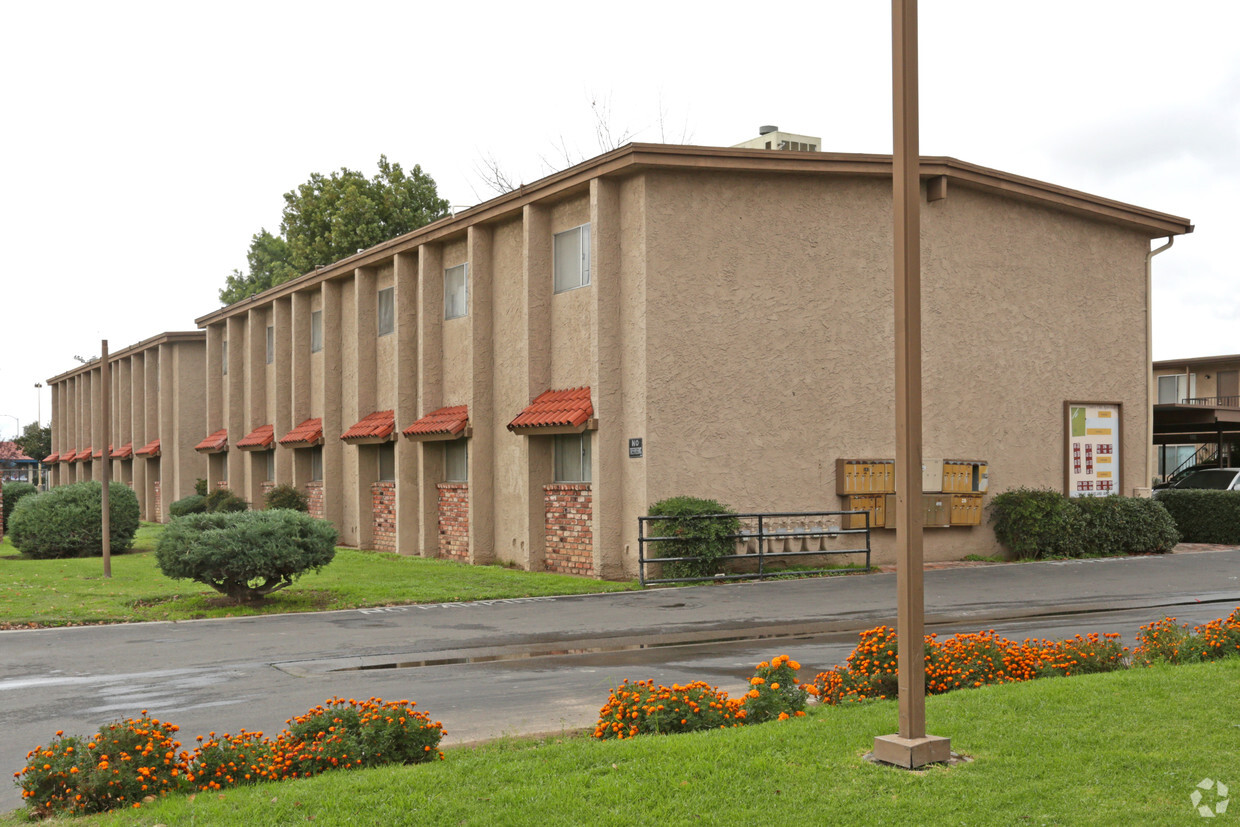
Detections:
[1182, 395, 1240, 408]
[637, 510, 871, 587]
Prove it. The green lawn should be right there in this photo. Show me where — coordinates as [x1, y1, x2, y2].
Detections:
[0, 523, 636, 627]
[11, 657, 1234, 826]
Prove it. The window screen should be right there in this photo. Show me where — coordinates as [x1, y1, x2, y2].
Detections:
[377, 287, 394, 336]
[445, 264, 468, 319]
[553, 224, 591, 292]
[378, 443, 396, 481]
[310, 310, 323, 353]
[553, 433, 591, 482]
[266, 326, 274, 364]
[445, 439, 468, 482]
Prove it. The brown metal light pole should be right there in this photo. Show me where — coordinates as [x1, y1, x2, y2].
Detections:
[872, 0, 951, 769]
[101, 340, 112, 579]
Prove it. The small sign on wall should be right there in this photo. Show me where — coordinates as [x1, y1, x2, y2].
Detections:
[628, 438, 643, 458]
[1065, 402, 1121, 498]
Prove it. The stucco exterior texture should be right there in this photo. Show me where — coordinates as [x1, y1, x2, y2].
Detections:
[48, 145, 1192, 578]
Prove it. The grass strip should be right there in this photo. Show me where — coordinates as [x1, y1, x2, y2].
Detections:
[16, 657, 1235, 826]
[0, 524, 635, 627]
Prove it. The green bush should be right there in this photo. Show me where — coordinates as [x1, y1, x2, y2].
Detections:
[1073, 495, 1179, 555]
[155, 509, 337, 602]
[990, 488, 1180, 559]
[204, 487, 248, 513]
[194, 478, 208, 496]
[265, 483, 309, 512]
[168, 494, 208, 518]
[646, 496, 741, 579]
[988, 488, 1085, 559]
[1155, 490, 1240, 544]
[2, 480, 38, 529]
[8, 481, 140, 559]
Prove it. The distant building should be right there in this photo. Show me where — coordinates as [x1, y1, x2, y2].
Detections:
[1152, 353, 1240, 482]
[0, 442, 37, 483]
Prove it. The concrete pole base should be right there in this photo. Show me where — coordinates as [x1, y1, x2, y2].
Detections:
[872, 734, 952, 769]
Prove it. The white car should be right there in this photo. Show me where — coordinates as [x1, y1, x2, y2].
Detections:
[1153, 468, 1240, 498]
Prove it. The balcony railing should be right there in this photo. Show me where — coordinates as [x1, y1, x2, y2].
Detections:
[1181, 395, 1240, 408]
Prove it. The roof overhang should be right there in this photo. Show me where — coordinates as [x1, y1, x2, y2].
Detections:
[403, 406, 470, 442]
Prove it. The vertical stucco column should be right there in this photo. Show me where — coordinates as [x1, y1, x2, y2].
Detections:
[321, 280, 345, 532]
[90, 366, 102, 480]
[273, 297, 294, 484]
[468, 225, 495, 564]
[131, 355, 147, 516]
[353, 267, 378, 549]
[175, 341, 208, 502]
[394, 251, 420, 555]
[521, 204, 553, 570]
[144, 349, 161, 517]
[291, 292, 312, 484]
[225, 316, 246, 489]
[246, 308, 268, 507]
[416, 243, 444, 557]
[158, 344, 176, 505]
[590, 178, 625, 579]
[116, 357, 130, 482]
[205, 322, 225, 433]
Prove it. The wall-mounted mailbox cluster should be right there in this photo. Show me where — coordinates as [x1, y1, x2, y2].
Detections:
[838, 458, 988, 529]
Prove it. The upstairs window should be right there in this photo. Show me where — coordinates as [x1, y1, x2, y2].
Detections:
[266, 325, 274, 364]
[377, 287, 395, 336]
[311, 310, 323, 353]
[445, 264, 468, 319]
[553, 432, 591, 483]
[309, 446, 323, 481]
[378, 443, 396, 481]
[221, 340, 228, 375]
[553, 224, 591, 293]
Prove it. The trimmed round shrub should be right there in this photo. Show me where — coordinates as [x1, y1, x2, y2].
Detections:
[204, 487, 248, 513]
[155, 509, 337, 602]
[9, 481, 140, 559]
[1156, 489, 1240, 544]
[168, 494, 208, 518]
[2, 481, 38, 529]
[647, 496, 741, 579]
[988, 487, 1085, 559]
[194, 478, 208, 496]
[264, 483, 309, 512]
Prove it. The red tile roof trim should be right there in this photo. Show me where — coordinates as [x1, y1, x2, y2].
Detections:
[507, 387, 593, 431]
[111, 443, 134, 459]
[194, 429, 229, 453]
[76, 447, 93, 462]
[92, 445, 113, 460]
[43, 452, 60, 464]
[342, 410, 396, 442]
[237, 424, 275, 450]
[279, 418, 324, 447]
[59, 450, 76, 463]
[403, 406, 469, 439]
[0, 442, 35, 462]
[135, 438, 161, 457]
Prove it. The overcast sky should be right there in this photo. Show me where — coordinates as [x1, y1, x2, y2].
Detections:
[2, 1, 1236, 440]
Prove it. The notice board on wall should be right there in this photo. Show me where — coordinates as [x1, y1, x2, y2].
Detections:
[1065, 402, 1121, 498]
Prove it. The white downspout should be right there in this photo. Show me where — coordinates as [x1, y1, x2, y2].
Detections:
[1146, 236, 1174, 490]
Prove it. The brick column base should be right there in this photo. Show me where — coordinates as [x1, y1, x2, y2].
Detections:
[544, 483, 594, 576]
[437, 482, 469, 561]
[371, 481, 396, 551]
[305, 481, 325, 520]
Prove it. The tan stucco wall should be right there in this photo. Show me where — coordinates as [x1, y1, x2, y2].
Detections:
[640, 170, 1154, 565]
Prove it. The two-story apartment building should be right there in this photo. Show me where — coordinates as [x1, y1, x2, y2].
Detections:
[1153, 353, 1240, 482]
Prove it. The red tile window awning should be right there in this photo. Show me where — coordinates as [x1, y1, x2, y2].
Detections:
[111, 443, 133, 460]
[237, 424, 275, 451]
[342, 410, 396, 444]
[195, 429, 229, 454]
[92, 446, 108, 460]
[279, 418, 324, 448]
[507, 387, 595, 434]
[76, 447, 93, 462]
[59, 450, 76, 463]
[135, 438, 161, 457]
[43, 452, 60, 464]
[403, 405, 470, 441]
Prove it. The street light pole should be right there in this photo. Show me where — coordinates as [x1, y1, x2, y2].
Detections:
[872, 0, 952, 769]
[35, 383, 43, 427]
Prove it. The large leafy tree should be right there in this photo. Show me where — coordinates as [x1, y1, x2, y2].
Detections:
[220, 156, 450, 305]
[13, 422, 50, 462]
